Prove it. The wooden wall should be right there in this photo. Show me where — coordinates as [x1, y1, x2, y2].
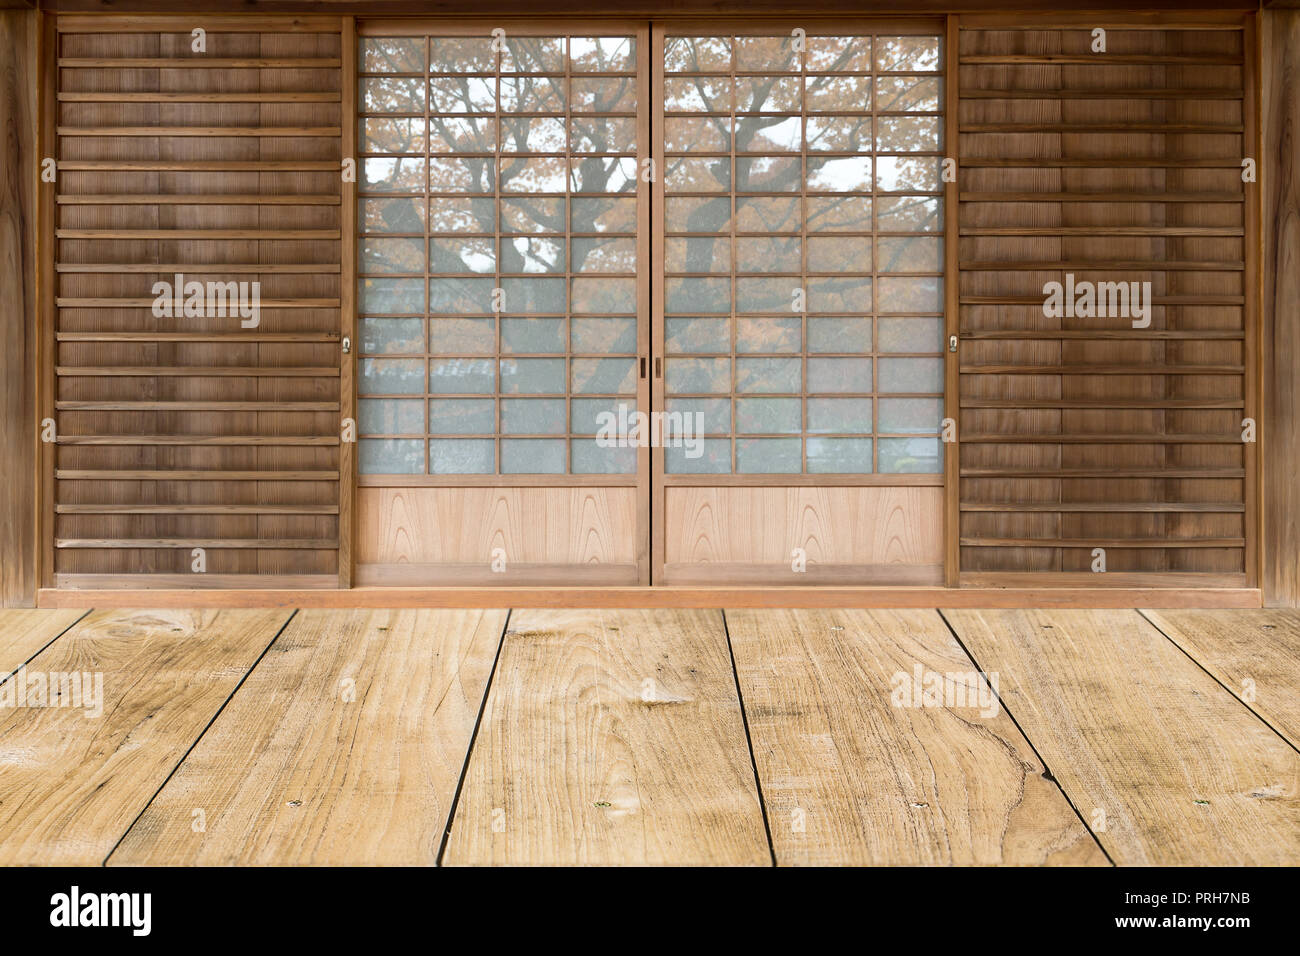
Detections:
[0, 8, 38, 607]
[48, 14, 347, 589]
[1264, 6, 1300, 607]
[956, 13, 1254, 589]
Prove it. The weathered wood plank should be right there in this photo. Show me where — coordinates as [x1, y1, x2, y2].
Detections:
[442, 608, 770, 866]
[728, 608, 1106, 866]
[0, 607, 291, 865]
[0, 9, 38, 607]
[110, 609, 506, 866]
[1143, 609, 1300, 750]
[0, 608, 85, 674]
[942, 609, 1300, 865]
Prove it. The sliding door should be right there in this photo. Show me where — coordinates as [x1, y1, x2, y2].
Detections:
[353, 22, 650, 586]
[652, 24, 947, 585]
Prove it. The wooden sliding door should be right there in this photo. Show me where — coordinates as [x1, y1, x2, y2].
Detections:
[47, 15, 346, 590]
[353, 22, 651, 585]
[955, 13, 1256, 588]
[652, 23, 947, 585]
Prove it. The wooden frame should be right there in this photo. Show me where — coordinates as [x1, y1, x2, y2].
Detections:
[26, 8, 1272, 604]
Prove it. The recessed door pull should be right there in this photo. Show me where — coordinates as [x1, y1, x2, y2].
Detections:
[342, 336, 352, 355]
[949, 335, 958, 353]
[640, 356, 647, 379]
[654, 357, 662, 378]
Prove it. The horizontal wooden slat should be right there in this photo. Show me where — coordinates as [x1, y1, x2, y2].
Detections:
[56, 435, 339, 446]
[960, 537, 1245, 548]
[55, 538, 339, 549]
[59, 161, 339, 171]
[56, 470, 339, 481]
[57, 194, 341, 205]
[961, 364, 1243, 374]
[959, 226, 1244, 236]
[959, 193, 1242, 203]
[960, 502, 1245, 513]
[960, 295, 1243, 306]
[959, 87, 1243, 99]
[56, 229, 340, 239]
[961, 433, 1242, 443]
[56, 298, 339, 309]
[57, 332, 339, 342]
[961, 122, 1243, 133]
[56, 15, 344, 32]
[960, 330, 1244, 339]
[55, 401, 340, 411]
[961, 467, 1245, 478]
[58, 92, 341, 103]
[55, 504, 339, 515]
[959, 54, 1242, 64]
[960, 158, 1242, 168]
[58, 57, 341, 68]
[56, 366, 339, 378]
[59, 127, 340, 139]
[56, 263, 341, 274]
[961, 398, 1244, 409]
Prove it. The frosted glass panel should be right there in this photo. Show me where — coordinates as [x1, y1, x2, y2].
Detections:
[878, 437, 942, 474]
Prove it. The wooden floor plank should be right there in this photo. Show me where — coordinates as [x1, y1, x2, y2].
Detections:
[0, 608, 87, 675]
[942, 609, 1300, 865]
[0, 608, 291, 865]
[728, 608, 1107, 866]
[1142, 609, 1300, 751]
[442, 608, 770, 866]
[109, 609, 506, 866]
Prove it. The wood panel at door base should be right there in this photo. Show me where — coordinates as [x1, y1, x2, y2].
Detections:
[36, 586, 1262, 609]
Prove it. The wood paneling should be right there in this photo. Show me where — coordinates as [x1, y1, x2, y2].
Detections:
[442, 608, 770, 865]
[0, 607, 290, 865]
[0, 9, 39, 606]
[663, 486, 943, 585]
[728, 608, 1105, 865]
[356, 486, 640, 585]
[108, 608, 505, 865]
[956, 16, 1254, 584]
[49, 16, 346, 588]
[943, 608, 1300, 865]
[1263, 7, 1300, 606]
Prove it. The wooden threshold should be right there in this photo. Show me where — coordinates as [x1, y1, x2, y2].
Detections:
[36, 586, 1263, 609]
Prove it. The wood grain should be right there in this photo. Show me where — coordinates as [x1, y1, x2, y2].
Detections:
[1263, 7, 1300, 605]
[0, 608, 85, 673]
[357, 487, 641, 585]
[109, 609, 505, 865]
[943, 608, 1300, 865]
[442, 608, 770, 865]
[663, 486, 943, 585]
[0, 607, 290, 864]
[1143, 608, 1300, 749]
[0, 9, 38, 606]
[728, 608, 1106, 865]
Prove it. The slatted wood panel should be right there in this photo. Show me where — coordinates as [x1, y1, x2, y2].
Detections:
[50, 16, 345, 588]
[956, 14, 1254, 586]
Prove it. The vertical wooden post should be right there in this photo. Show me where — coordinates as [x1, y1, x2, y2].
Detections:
[0, 6, 41, 607]
[339, 15, 357, 589]
[1262, 6, 1300, 605]
[943, 13, 960, 588]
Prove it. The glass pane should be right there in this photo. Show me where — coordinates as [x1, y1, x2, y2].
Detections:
[501, 398, 565, 435]
[572, 317, 636, 353]
[359, 358, 424, 394]
[666, 398, 730, 434]
[361, 118, 426, 154]
[878, 277, 942, 313]
[502, 37, 565, 73]
[736, 397, 801, 434]
[876, 157, 942, 191]
[736, 276, 795, 313]
[807, 156, 872, 192]
[664, 36, 732, 73]
[735, 197, 800, 233]
[429, 237, 493, 274]
[571, 398, 633, 434]
[359, 398, 424, 435]
[363, 157, 425, 193]
[360, 439, 424, 475]
[879, 357, 943, 393]
[665, 438, 731, 474]
[429, 38, 495, 73]
[735, 36, 798, 72]
[666, 237, 730, 273]
[876, 75, 941, 112]
[429, 277, 496, 313]
[807, 397, 871, 434]
[808, 317, 870, 353]
[429, 76, 495, 113]
[878, 236, 942, 272]
[501, 317, 564, 353]
[571, 117, 636, 153]
[360, 317, 422, 355]
[360, 197, 425, 233]
[806, 36, 872, 72]
[430, 317, 494, 354]
[571, 77, 636, 112]
[430, 197, 496, 233]
[572, 358, 636, 394]
[878, 437, 942, 474]
[571, 277, 635, 313]
[501, 236, 564, 274]
[806, 116, 871, 152]
[877, 116, 941, 152]
[805, 75, 871, 112]
[502, 439, 566, 474]
[736, 76, 800, 113]
[877, 196, 942, 231]
[500, 277, 566, 313]
[735, 357, 801, 393]
[664, 76, 732, 112]
[572, 237, 636, 273]
[500, 357, 565, 394]
[735, 236, 800, 273]
[665, 116, 732, 152]
[572, 197, 636, 232]
[666, 317, 729, 354]
[737, 437, 801, 473]
[879, 397, 943, 434]
[361, 77, 424, 112]
[430, 358, 495, 394]
[430, 398, 495, 435]
[807, 196, 872, 232]
[735, 317, 800, 353]
[500, 116, 566, 153]
[666, 357, 730, 393]
[808, 357, 871, 393]
[360, 277, 424, 313]
[878, 317, 943, 353]
[807, 437, 873, 473]
[807, 236, 871, 273]
[430, 439, 494, 474]
[428, 117, 495, 154]
[875, 37, 942, 72]
[571, 37, 636, 73]
[572, 439, 636, 474]
[363, 38, 425, 73]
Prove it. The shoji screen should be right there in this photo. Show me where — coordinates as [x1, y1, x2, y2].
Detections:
[48, 16, 346, 589]
[956, 14, 1255, 586]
